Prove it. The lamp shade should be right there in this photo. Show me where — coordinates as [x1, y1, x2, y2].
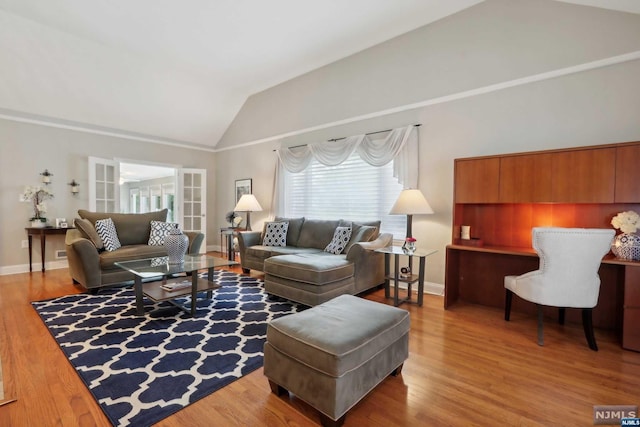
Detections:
[234, 194, 263, 212]
[389, 189, 433, 215]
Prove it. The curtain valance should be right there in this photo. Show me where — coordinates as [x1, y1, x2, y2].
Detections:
[276, 124, 419, 188]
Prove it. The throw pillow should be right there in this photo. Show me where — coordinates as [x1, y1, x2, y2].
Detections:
[325, 226, 352, 255]
[344, 225, 377, 254]
[263, 222, 289, 247]
[74, 218, 104, 251]
[148, 220, 179, 246]
[95, 218, 122, 252]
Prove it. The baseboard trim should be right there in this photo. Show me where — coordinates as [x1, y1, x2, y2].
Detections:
[392, 280, 444, 296]
[0, 260, 68, 276]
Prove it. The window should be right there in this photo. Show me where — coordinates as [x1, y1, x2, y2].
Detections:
[283, 152, 405, 238]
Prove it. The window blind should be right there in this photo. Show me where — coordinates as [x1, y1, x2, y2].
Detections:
[283, 152, 405, 238]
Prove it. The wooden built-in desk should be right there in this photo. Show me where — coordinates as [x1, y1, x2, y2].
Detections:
[445, 244, 640, 351]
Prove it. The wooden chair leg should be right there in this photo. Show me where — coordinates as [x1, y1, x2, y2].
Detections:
[558, 308, 565, 325]
[536, 305, 544, 346]
[582, 309, 598, 351]
[504, 289, 513, 321]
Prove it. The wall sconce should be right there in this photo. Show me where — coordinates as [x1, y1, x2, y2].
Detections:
[40, 169, 53, 184]
[68, 179, 80, 195]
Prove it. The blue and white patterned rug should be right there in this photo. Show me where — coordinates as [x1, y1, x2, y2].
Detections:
[32, 271, 302, 427]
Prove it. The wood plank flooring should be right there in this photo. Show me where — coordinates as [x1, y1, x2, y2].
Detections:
[0, 258, 639, 426]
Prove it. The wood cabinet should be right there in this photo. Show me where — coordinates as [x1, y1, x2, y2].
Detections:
[499, 153, 552, 202]
[550, 148, 615, 203]
[454, 158, 499, 203]
[615, 144, 640, 202]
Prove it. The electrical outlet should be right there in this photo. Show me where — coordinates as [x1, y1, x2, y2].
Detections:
[21, 240, 29, 249]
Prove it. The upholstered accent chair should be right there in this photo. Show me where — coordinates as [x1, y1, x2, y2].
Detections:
[504, 227, 614, 351]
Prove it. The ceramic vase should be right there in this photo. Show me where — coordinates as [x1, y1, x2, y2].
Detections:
[31, 219, 46, 228]
[164, 228, 188, 264]
[611, 233, 640, 261]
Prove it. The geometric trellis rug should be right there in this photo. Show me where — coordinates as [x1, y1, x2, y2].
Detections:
[32, 271, 302, 427]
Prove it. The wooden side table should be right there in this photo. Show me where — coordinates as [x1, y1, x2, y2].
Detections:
[25, 227, 72, 272]
[376, 246, 437, 307]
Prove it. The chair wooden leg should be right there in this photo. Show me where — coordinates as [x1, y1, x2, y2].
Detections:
[536, 305, 544, 346]
[504, 289, 513, 321]
[558, 308, 565, 325]
[582, 309, 598, 351]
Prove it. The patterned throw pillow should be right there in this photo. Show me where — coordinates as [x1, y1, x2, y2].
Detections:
[95, 218, 122, 252]
[148, 220, 179, 246]
[263, 222, 289, 247]
[325, 226, 352, 255]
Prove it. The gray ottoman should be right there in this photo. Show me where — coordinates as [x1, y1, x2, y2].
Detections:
[264, 294, 410, 427]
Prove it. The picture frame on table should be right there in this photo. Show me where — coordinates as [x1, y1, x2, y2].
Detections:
[235, 179, 252, 205]
[55, 218, 67, 228]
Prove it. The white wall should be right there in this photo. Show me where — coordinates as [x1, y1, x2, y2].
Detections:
[213, 0, 640, 287]
[0, 119, 216, 274]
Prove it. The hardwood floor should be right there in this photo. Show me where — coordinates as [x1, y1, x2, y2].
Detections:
[1, 258, 639, 426]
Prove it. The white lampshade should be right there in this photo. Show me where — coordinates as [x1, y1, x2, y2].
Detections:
[234, 194, 263, 231]
[389, 189, 433, 215]
[234, 194, 263, 212]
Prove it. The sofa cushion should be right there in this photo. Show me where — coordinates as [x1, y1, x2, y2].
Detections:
[264, 253, 354, 285]
[148, 220, 178, 246]
[325, 226, 352, 255]
[100, 245, 168, 269]
[78, 209, 168, 246]
[74, 218, 104, 250]
[263, 221, 289, 247]
[274, 216, 305, 246]
[297, 219, 341, 250]
[95, 218, 122, 251]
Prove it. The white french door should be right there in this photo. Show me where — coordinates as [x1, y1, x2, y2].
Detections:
[88, 157, 120, 213]
[178, 168, 207, 253]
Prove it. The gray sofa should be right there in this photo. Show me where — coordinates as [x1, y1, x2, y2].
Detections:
[66, 209, 204, 291]
[237, 217, 393, 306]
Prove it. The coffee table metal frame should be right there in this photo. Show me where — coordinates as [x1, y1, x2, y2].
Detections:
[115, 254, 238, 316]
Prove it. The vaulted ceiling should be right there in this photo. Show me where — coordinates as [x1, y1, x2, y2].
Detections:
[1, 0, 639, 150]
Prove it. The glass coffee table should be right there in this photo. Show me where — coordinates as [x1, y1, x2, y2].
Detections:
[115, 254, 238, 316]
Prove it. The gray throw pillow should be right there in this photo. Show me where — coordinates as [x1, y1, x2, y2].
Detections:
[344, 225, 377, 253]
[74, 218, 104, 250]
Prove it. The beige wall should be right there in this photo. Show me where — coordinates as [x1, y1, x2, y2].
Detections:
[0, 119, 216, 274]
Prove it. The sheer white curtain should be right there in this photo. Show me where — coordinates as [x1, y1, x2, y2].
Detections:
[271, 125, 419, 218]
[276, 125, 418, 185]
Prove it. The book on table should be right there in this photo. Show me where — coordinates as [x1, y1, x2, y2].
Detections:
[161, 280, 192, 292]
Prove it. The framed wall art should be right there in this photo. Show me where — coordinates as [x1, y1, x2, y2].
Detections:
[235, 179, 252, 204]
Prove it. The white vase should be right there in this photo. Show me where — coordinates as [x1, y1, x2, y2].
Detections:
[611, 233, 640, 261]
[164, 228, 189, 264]
[30, 220, 46, 228]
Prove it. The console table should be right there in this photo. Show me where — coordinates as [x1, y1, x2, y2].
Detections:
[219, 227, 245, 261]
[446, 140, 640, 352]
[25, 227, 72, 272]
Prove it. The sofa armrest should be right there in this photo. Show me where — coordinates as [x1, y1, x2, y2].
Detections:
[65, 229, 102, 289]
[237, 231, 262, 271]
[184, 231, 204, 254]
[346, 232, 393, 260]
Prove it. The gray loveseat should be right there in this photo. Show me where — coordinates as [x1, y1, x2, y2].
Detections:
[237, 217, 392, 306]
[66, 209, 204, 291]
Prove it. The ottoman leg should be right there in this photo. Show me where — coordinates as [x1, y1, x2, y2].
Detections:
[320, 413, 346, 427]
[268, 380, 288, 396]
[390, 363, 404, 377]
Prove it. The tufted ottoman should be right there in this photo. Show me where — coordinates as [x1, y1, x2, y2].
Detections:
[264, 294, 410, 427]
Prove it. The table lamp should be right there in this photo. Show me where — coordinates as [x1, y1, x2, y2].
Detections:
[389, 189, 434, 239]
[234, 194, 263, 231]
